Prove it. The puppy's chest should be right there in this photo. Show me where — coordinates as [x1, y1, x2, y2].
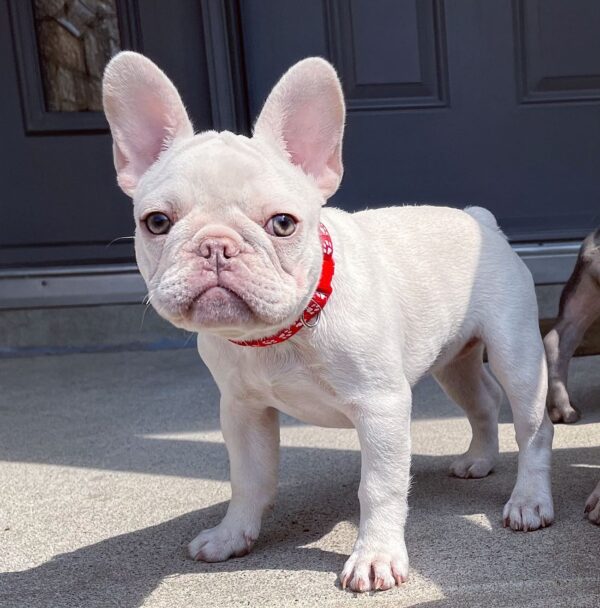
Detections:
[237, 346, 353, 428]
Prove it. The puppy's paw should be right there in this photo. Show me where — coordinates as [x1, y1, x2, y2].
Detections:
[340, 543, 408, 593]
[503, 493, 554, 531]
[584, 481, 600, 524]
[449, 451, 496, 479]
[547, 400, 580, 424]
[188, 524, 257, 562]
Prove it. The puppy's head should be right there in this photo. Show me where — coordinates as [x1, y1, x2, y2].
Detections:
[102, 52, 345, 339]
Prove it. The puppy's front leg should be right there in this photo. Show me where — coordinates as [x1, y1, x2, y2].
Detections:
[341, 386, 411, 592]
[189, 402, 279, 562]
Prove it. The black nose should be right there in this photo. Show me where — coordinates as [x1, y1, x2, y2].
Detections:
[198, 238, 239, 260]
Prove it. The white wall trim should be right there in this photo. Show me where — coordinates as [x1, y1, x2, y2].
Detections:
[0, 241, 581, 309]
[0, 264, 146, 309]
[513, 241, 580, 285]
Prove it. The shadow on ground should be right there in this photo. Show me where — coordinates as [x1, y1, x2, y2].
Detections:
[1, 350, 600, 607]
[1, 443, 599, 608]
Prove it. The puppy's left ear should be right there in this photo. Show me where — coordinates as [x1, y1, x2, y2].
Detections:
[253, 57, 345, 201]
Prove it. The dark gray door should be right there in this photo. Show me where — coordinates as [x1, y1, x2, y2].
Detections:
[240, 0, 600, 241]
[3, 0, 600, 272]
[1, 0, 213, 268]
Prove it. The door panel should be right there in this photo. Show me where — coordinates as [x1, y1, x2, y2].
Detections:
[326, 0, 448, 110]
[515, 0, 600, 103]
[240, 0, 600, 242]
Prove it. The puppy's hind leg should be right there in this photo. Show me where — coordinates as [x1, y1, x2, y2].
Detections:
[434, 340, 503, 478]
[485, 310, 554, 531]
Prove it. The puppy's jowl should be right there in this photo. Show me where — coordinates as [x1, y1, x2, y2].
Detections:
[103, 53, 554, 592]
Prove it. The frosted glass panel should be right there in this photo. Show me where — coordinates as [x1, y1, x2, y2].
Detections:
[34, 0, 121, 112]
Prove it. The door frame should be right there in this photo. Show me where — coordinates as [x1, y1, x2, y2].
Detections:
[0, 0, 583, 307]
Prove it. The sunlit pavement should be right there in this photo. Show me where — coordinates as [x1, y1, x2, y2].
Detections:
[1, 348, 598, 607]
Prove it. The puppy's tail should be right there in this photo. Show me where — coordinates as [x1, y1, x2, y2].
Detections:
[464, 206, 506, 239]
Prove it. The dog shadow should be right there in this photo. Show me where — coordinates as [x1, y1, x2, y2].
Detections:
[1, 441, 599, 608]
[0, 443, 356, 608]
[1, 350, 599, 606]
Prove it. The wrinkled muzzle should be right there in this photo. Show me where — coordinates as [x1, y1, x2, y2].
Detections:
[145, 229, 301, 336]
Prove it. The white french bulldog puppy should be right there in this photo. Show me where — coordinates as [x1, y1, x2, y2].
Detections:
[103, 52, 554, 592]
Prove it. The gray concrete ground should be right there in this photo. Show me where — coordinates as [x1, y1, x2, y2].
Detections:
[0, 348, 599, 607]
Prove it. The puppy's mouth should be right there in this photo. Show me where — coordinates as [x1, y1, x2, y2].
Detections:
[182, 285, 255, 329]
[193, 284, 240, 303]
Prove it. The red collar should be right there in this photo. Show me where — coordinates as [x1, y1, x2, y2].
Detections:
[230, 223, 334, 347]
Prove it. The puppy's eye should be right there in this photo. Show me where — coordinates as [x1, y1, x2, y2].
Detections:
[266, 214, 297, 237]
[144, 212, 172, 235]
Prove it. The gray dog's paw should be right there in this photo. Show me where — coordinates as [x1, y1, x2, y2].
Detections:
[547, 400, 580, 424]
[584, 481, 600, 524]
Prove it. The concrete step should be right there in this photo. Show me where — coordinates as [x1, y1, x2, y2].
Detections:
[0, 284, 590, 358]
[0, 304, 195, 357]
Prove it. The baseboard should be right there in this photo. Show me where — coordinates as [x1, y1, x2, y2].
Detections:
[0, 241, 582, 310]
[0, 264, 145, 309]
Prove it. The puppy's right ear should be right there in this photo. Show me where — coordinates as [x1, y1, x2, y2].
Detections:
[102, 52, 193, 197]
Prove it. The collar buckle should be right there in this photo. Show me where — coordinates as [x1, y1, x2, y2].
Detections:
[301, 302, 322, 329]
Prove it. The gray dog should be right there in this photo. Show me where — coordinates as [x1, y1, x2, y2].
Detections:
[543, 228, 600, 523]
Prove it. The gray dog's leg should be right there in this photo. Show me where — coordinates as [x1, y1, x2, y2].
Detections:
[543, 228, 600, 423]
